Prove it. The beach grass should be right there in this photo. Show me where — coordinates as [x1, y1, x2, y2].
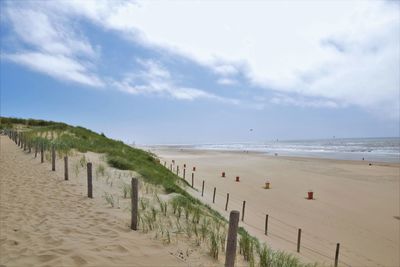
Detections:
[1, 116, 318, 267]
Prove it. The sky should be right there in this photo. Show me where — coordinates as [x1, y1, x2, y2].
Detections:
[1, 0, 399, 144]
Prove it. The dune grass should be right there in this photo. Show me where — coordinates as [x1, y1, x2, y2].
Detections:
[2, 116, 318, 267]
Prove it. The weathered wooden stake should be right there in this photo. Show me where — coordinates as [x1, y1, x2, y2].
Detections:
[201, 180, 205, 196]
[241, 201, 246, 221]
[40, 144, 44, 163]
[297, 228, 302, 252]
[28, 143, 31, 153]
[334, 243, 340, 267]
[176, 165, 179, 176]
[213, 187, 216, 203]
[64, 156, 69, 181]
[34, 144, 38, 158]
[191, 173, 194, 188]
[87, 162, 93, 198]
[225, 193, 230, 211]
[265, 214, 269, 235]
[131, 178, 138, 230]
[225, 210, 240, 267]
[51, 146, 56, 171]
[183, 168, 186, 179]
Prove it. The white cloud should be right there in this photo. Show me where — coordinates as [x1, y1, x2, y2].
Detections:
[3, 1, 399, 116]
[114, 59, 239, 104]
[52, 0, 398, 116]
[7, 8, 96, 58]
[3, 52, 104, 87]
[270, 94, 339, 109]
[3, 3, 102, 87]
[213, 65, 239, 76]
[217, 78, 238, 86]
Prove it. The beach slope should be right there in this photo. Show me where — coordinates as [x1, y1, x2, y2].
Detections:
[0, 136, 185, 267]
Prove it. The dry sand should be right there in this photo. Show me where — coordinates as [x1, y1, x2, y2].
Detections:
[151, 147, 400, 267]
[0, 136, 213, 267]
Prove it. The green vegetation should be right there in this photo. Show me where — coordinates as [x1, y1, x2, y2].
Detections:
[2, 116, 189, 195]
[2, 116, 318, 267]
[95, 163, 106, 177]
[121, 182, 131, 199]
[103, 192, 115, 208]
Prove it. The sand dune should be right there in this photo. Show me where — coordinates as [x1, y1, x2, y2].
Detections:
[1, 132, 398, 267]
[152, 147, 400, 267]
[0, 136, 190, 267]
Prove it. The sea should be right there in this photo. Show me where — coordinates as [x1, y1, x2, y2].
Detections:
[182, 137, 400, 163]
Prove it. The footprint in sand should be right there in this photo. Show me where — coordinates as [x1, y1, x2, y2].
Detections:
[71, 255, 88, 265]
[37, 254, 58, 263]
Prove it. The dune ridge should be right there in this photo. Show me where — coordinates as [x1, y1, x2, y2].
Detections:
[0, 136, 187, 267]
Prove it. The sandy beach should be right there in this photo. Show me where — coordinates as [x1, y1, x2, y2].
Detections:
[0, 135, 213, 267]
[151, 147, 400, 267]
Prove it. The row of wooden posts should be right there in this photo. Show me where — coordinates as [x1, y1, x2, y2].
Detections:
[166, 159, 341, 267]
[5, 130, 242, 267]
[7, 131, 242, 267]
[6, 130, 341, 267]
[6, 130, 94, 198]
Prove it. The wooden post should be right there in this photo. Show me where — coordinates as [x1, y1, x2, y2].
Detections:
[34, 144, 38, 158]
[334, 243, 340, 267]
[176, 165, 179, 176]
[64, 156, 69, 181]
[265, 214, 269, 235]
[225, 193, 230, 211]
[201, 180, 205, 196]
[297, 228, 302, 252]
[51, 146, 56, 171]
[28, 143, 31, 153]
[170, 163, 172, 171]
[40, 144, 44, 163]
[87, 162, 93, 198]
[131, 178, 138, 230]
[241, 201, 246, 221]
[183, 168, 186, 179]
[213, 187, 216, 203]
[23, 139, 26, 151]
[191, 172, 194, 188]
[225, 210, 240, 267]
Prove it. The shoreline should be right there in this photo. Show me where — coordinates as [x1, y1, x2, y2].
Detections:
[141, 145, 400, 167]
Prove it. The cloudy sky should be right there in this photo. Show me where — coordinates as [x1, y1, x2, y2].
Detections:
[1, 0, 399, 144]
